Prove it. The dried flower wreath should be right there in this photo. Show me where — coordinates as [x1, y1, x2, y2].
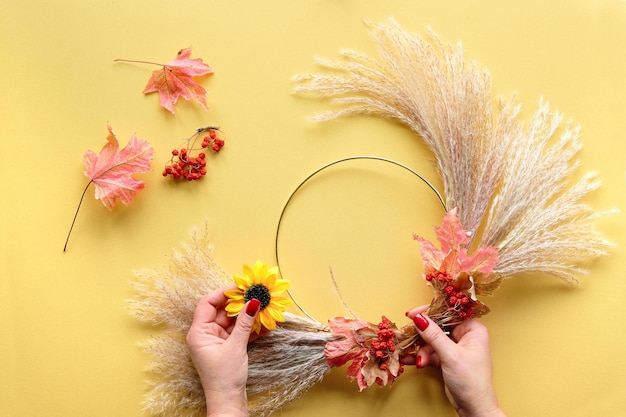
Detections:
[129, 19, 612, 417]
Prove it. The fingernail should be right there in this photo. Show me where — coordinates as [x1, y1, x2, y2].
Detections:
[405, 311, 410, 317]
[246, 299, 261, 316]
[413, 313, 429, 331]
[416, 356, 423, 368]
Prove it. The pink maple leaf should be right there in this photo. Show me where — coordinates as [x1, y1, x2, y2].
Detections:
[459, 246, 499, 274]
[116, 47, 213, 114]
[325, 317, 369, 368]
[435, 208, 472, 253]
[64, 124, 154, 251]
[414, 208, 497, 276]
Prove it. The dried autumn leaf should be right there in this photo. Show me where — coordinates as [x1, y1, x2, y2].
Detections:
[116, 47, 213, 114]
[63, 124, 154, 251]
[415, 209, 498, 278]
[414, 210, 499, 323]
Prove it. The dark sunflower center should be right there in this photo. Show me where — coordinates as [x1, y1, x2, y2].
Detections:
[244, 284, 271, 310]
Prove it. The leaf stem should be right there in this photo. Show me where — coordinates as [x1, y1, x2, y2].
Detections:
[63, 180, 93, 252]
[114, 58, 167, 67]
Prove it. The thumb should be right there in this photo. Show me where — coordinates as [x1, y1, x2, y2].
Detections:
[228, 299, 260, 348]
[413, 313, 456, 362]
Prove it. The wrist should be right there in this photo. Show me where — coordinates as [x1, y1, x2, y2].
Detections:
[205, 388, 248, 417]
[457, 405, 506, 417]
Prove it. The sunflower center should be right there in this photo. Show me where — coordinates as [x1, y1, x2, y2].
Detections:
[244, 284, 271, 310]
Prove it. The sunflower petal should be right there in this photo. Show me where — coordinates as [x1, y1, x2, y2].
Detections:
[270, 279, 290, 293]
[251, 318, 262, 334]
[267, 306, 285, 322]
[225, 300, 245, 317]
[233, 274, 251, 290]
[270, 295, 292, 308]
[242, 264, 255, 283]
[264, 271, 277, 288]
[224, 289, 244, 300]
[259, 310, 277, 331]
[252, 261, 268, 283]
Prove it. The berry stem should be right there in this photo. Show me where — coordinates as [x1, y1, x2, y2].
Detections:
[63, 180, 93, 252]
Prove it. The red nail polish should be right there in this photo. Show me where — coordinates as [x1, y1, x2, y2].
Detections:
[405, 311, 410, 317]
[416, 356, 422, 368]
[413, 313, 429, 331]
[246, 299, 261, 316]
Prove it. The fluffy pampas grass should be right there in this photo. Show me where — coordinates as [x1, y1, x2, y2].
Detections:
[294, 18, 613, 283]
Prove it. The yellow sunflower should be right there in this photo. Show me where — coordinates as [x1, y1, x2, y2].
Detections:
[224, 261, 292, 334]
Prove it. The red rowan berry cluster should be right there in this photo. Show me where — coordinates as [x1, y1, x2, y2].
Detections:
[426, 270, 475, 320]
[425, 269, 452, 284]
[370, 317, 402, 374]
[162, 126, 225, 181]
[444, 284, 474, 320]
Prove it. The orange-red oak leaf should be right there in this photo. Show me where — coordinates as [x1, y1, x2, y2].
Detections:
[63, 124, 154, 251]
[143, 47, 213, 114]
[83, 124, 154, 209]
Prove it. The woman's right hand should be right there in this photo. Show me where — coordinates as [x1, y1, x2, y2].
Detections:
[405, 308, 506, 417]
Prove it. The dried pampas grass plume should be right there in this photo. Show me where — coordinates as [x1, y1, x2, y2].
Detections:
[294, 18, 613, 283]
[129, 225, 335, 417]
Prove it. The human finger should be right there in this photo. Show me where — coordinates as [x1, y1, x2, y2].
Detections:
[415, 344, 441, 368]
[450, 318, 488, 343]
[203, 322, 231, 340]
[190, 286, 238, 329]
[214, 306, 235, 329]
[190, 294, 220, 329]
[399, 353, 417, 365]
[227, 299, 260, 349]
[187, 301, 230, 349]
[205, 285, 237, 309]
[405, 305, 429, 319]
[412, 313, 456, 363]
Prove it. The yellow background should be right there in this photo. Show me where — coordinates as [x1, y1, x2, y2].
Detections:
[2, 1, 625, 416]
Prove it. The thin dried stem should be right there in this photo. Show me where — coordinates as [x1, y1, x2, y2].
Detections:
[63, 179, 93, 252]
[114, 58, 167, 67]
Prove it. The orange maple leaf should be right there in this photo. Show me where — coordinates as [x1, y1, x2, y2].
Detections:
[64, 124, 154, 251]
[116, 47, 213, 114]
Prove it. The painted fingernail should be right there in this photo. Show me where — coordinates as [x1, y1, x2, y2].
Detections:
[405, 311, 410, 317]
[246, 298, 261, 316]
[413, 313, 429, 331]
[416, 356, 423, 368]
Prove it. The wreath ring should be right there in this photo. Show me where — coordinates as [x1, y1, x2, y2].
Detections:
[274, 155, 447, 321]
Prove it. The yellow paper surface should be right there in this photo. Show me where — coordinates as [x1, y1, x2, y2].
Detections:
[1, 1, 625, 416]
